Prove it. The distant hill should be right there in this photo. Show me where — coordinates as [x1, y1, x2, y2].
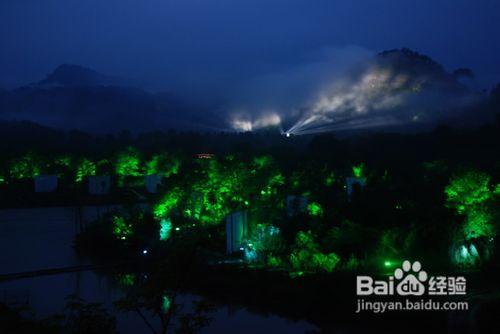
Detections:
[0, 65, 222, 133]
[315, 48, 491, 130]
[0, 52, 497, 134]
[37, 64, 122, 87]
[375, 48, 468, 93]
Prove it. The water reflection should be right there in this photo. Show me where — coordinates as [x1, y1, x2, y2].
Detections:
[0, 207, 316, 333]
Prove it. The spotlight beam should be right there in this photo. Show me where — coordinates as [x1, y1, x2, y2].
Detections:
[286, 113, 403, 136]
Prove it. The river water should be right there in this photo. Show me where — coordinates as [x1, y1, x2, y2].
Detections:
[0, 206, 316, 333]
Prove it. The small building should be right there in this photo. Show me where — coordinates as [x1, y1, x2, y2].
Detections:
[226, 211, 248, 254]
[89, 175, 111, 195]
[145, 174, 162, 193]
[286, 195, 308, 216]
[34, 175, 58, 193]
[195, 153, 214, 159]
[346, 177, 366, 201]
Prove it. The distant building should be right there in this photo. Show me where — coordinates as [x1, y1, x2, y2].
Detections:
[346, 177, 366, 200]
[89, 175, 111, 195]
[145, 174, 162, 193]
[286, 195, 308, 216]
[195, 153, 214, 159]
[226, 211, 248, 254]
[34, 175, 58, 193]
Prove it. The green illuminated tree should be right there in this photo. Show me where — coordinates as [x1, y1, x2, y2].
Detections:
[188, 158, 246, 224]
[243, 224, 285, 264]
[154, 187, 183, 219]
[152, 154, 286, 228]
[115, 147, 142, 177]
[55, 156, 72, 168]
[445, 171, 491, 214]
[117, 273, 136, 287]
[463, 207, 495, 240]
[324, 171, 335, 186]
[445, 168, 497, 269]
[289, 231, 340, 273]
[113, 215, 133, 240]
[10, 152, 41, 179]
[145, 153, 180, 177]
[307, 202, 324, 217]
[253, 155, 273, 169]
[76, 158, 96, 182]
[49, 155, 74, 178]
[352, 163, 365, 178]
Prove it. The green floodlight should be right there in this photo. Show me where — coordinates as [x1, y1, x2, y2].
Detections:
[384, 260, 395, 268]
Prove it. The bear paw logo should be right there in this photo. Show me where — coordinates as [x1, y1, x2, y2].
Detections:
[394, 260, 428, 296]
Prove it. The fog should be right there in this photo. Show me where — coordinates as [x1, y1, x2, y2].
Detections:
[0, 0, 499, 132]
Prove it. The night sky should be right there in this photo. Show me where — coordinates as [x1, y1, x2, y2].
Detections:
[1, 0, 500, 131]
[2, 1, 500, 89]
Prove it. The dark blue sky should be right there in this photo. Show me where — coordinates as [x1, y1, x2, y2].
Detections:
[1, 0, 499, 100]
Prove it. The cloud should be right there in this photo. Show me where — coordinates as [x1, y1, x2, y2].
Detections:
[226, 45, 374, 131]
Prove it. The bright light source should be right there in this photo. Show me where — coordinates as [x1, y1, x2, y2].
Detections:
[142, 249, 148, 255]
[230, 112, 281, 132]
[285, 132, 291, 138]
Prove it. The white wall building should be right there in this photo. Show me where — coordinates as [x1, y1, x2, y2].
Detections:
[34, 175, 58, 193]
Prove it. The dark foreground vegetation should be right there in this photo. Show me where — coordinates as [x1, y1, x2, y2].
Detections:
[0, 117, 499, 333]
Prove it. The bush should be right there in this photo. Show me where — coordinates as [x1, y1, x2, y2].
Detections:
[289, 231, 340, 273]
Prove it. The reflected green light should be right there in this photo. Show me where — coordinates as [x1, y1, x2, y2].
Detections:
[162, 295, 171, 313]
[118, 274, 135, 287]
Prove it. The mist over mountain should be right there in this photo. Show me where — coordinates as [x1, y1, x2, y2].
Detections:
[0, 49, 498, 134]
[229, 48, 496, 134]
